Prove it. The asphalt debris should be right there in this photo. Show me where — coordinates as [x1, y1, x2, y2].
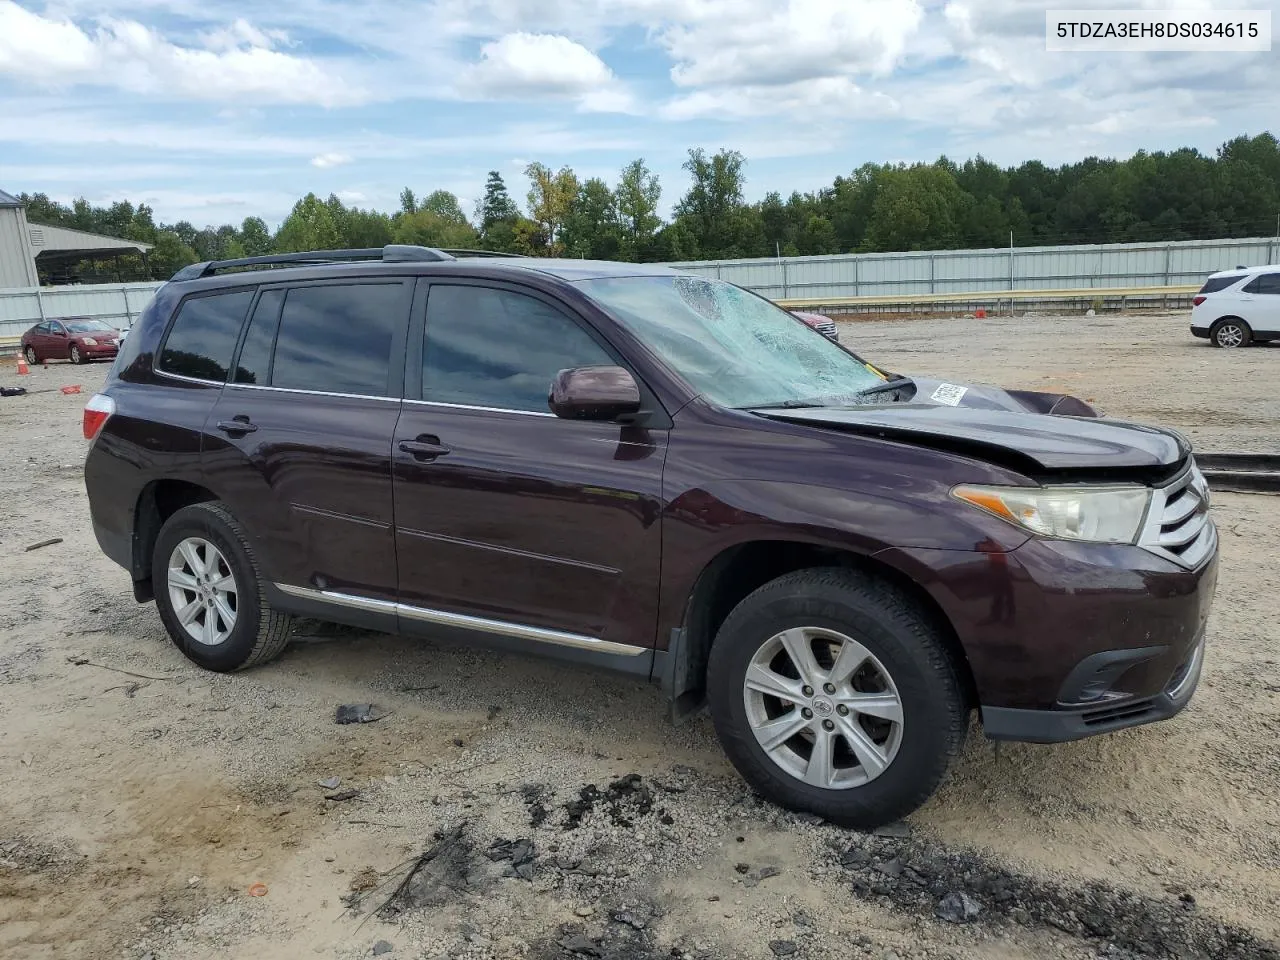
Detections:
[831, 834, 1280, 960]
[563, 774, 656, 830]
[769, 941, 798, 957]
[371, 940, 393, 956]
[335, 703, 384, 724]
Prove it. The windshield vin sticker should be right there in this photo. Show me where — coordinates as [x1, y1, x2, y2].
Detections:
[930, 383, 968, 406]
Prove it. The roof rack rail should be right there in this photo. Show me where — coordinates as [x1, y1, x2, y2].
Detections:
[170, 245, 456, 281]
[440, 248, 531, 259]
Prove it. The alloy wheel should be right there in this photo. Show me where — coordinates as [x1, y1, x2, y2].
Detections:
[743, 626, 904, 789]
[24, 346, 37, 365]
[167, 537, 238, 646]
[1215, 323, 1245, 347]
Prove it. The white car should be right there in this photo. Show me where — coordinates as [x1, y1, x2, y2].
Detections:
[1190, 265, 1280, 347]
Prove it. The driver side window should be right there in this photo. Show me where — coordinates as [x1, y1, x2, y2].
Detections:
[422, 285, 615, 413]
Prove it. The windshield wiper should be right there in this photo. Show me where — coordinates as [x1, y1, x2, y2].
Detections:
[855, 376, 914, 398]
[746, 399, 828, 410]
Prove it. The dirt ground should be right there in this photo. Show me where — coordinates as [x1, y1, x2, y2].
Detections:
[1, 311, 1277, 960]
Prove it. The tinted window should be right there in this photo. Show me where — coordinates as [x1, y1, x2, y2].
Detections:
[423, 286, 614, 412]
[272, 283, 404, 396]
[49, 322, 65, 335]
[1243, 273, 1280, 295]
[159, 290, 254, 381]
[234, 289, 283, 385]
[1198, 275, 1242, 294]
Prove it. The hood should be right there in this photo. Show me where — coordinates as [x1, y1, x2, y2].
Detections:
[752, 385, 1189, 474]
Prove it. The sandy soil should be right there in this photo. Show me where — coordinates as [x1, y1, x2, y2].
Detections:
[1, 313, 1277, 960]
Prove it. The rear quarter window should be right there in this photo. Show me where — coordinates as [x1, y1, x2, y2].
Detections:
[1198, 275, 1243, 294]
[158, 289, 255, 382]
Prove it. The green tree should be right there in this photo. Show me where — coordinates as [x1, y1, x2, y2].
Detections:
[525, 162, 579, 253]
[615, 158, 662, 259]
[478, 171, 520, 229]
[399, 187, 417, 215]
[561, 178, 621, 260]
[240, 217, 273, 256]
[392, 209, 478, 248]
[275, 193, 342, 252]
[149, 230, 199, 278]
[673, 148, 750, 258]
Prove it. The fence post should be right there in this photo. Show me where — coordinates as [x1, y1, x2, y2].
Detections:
[780, 259, 789, 300]
[853, 256, 859, 298]
[929, 254, 935, 294]
[35, 285, 46, 322]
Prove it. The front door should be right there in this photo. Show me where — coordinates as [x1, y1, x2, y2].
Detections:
[204, 279, 412, 601]
[392, 280, 667, 652]
[1242, 272, 1280, 336]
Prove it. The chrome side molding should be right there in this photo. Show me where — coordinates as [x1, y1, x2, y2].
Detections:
[274, 583, 646, 656]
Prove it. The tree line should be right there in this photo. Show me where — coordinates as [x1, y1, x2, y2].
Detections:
[18, 132, 1280, 282]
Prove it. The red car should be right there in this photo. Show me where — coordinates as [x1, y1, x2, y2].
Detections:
[21, 318, 122, 365]
[791, 310, 839, 341]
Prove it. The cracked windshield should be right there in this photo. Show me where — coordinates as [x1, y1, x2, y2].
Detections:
[578, 276, 884, 408]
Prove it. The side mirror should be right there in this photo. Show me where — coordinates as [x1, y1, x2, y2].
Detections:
[549, 365, 641, 422]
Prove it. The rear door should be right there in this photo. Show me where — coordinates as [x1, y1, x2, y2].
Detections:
[391, 279, 667, 652]
[1241, 272, 1280, 336]
[204, 278, 412, 602]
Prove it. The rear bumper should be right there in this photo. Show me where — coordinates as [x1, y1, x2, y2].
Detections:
[1190, 325, 1209, 339]
[982, 633, 1205, 742]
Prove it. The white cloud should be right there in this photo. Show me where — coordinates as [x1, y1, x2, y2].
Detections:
[459, 32, 635, 112]
[657, 0, 924, 89]
[311, 152, 354, 168]
[0, 1, 364, 107]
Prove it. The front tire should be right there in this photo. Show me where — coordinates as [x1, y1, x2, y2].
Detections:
[1211, 319, 1250, 348]
[707, 568, 967, 828]
[153, 502, 292, 672]
[69, 344, 83, 364]
[24, 345, 37, 365]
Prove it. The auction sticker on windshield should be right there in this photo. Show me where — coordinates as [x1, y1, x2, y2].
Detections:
[931, 383, 968, 406]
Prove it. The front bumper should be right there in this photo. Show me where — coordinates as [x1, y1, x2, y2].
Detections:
[81, 343, 120, 358]
[880, 527, 1218, 740]
[982, 632, 1205, 742]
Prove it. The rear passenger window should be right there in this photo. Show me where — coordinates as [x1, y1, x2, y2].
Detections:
[422, 286, 614, 412]
[160, 290, 254, 382]
[1243, 273, 1280, 295]
[1198, 276, 1241, 294]
[234, 289, 283, 385]
[271, 283, 404, 396]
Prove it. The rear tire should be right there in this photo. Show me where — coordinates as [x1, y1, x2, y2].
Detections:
[153, 502, 292, 672]
[706, 567, 967, 828]
[1210, 319, 1250, 348]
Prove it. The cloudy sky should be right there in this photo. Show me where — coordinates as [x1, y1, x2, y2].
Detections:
[0, 0, 1274, 228]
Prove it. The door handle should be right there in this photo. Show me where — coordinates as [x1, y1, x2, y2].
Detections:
[217, 417, 258, 436]
[398, 435, 451, 461]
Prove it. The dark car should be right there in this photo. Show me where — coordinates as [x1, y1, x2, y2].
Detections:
[22, 317, 122, 365]
[82, 245, 1217, 827]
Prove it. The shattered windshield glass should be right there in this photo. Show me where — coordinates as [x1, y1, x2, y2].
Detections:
[576, 275, 883, 408]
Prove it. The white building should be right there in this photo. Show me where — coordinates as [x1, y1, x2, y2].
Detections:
[0, 188, 153, 287]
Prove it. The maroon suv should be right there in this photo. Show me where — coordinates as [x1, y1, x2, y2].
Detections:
[83, 246, 1217, 826]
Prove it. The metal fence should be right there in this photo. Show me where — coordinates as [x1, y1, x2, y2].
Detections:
[0, 281, 162, 342]
[2, 235, 1278, 342]
[663, 236, 1280, 303]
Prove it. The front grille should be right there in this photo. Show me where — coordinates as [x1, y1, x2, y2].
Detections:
[815, 319, 838, 340]
[1138, 461, 1215, 569]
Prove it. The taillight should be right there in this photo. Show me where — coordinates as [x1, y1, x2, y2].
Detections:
[83, 393, 116, 440]
[1192, 295, 1206, 306]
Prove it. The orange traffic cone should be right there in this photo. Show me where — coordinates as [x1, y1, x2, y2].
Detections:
[15, 351, 29, 376]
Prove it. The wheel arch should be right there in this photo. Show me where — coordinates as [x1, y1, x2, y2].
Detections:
[666, 539, 977, 718]
[131, 479, 219, 601]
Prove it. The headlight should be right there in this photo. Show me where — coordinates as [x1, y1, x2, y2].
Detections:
[952, 484, 1151, 543]
[81, 338, 98, 345]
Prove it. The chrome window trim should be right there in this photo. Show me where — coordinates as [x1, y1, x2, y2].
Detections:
[273, 583, 645, 656]
[155, 370, 224, 387]
[228, 382, 400, 403]
[402, 399, 556, 418]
